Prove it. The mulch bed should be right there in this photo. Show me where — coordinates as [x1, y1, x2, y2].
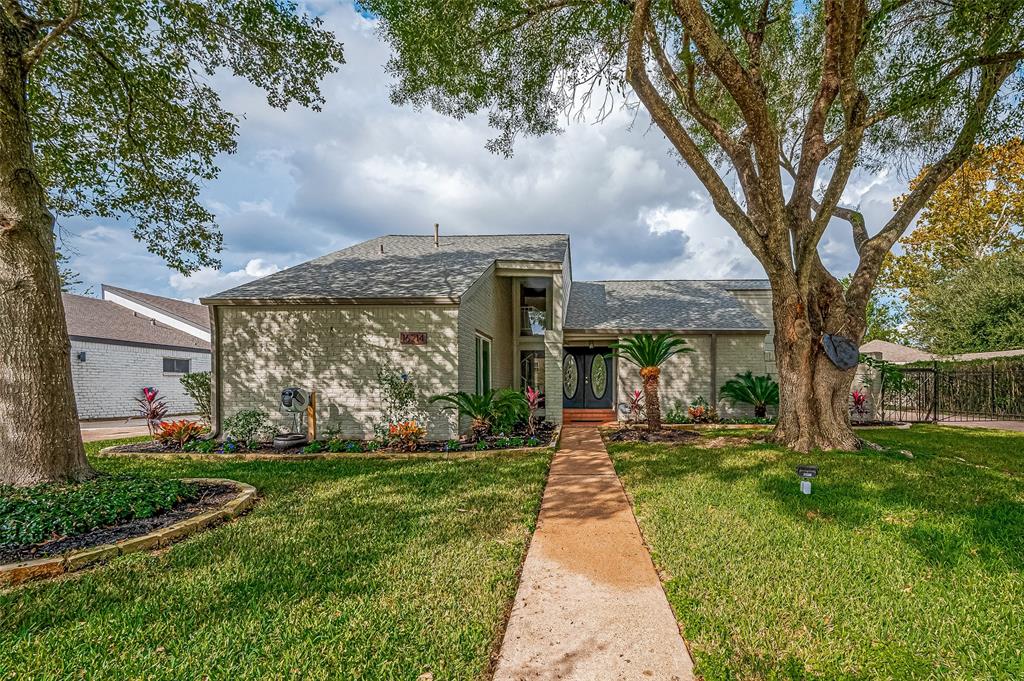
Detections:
[105, 421, 559, 456]
[0, 483, 236, 564]
[605, 428, 701, 444]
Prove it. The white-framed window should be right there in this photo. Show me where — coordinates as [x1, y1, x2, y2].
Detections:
[163, 357, 191, 374]
[475, 334, 491, 394]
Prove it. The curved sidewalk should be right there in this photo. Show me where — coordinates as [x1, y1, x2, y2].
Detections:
[493, 426, 695, 680]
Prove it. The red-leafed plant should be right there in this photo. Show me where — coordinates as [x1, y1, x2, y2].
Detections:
[135, 387, 169, 435]
[156, 420, 206, 447]
[851, 389, 870, 420]
[525, 386, 543, 435]
[626, 389, 645, 424]
[387, 420, 425, 452]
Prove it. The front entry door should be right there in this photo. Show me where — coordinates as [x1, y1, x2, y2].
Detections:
[563, 348, 613, 409]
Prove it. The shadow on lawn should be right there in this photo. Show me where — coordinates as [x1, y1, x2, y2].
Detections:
[610, 436, 1024, 572]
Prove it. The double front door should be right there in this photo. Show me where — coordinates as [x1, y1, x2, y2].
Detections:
[562, 348, 613, 409]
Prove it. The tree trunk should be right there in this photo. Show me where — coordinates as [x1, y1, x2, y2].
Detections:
[768, 284, 862, 452]
[0, 28, 92, 485]
[641, 367, 661, 431]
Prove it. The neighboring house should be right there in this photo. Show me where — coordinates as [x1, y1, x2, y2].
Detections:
[65, 287, 211, 419]
[201, 233, 777, 439]
[861, 339, 1024, 364]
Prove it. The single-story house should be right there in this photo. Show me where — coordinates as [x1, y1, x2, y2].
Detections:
[65, 286, 211, 419]
[861, 339, 1024, 364]
[201, 233, 777, 439]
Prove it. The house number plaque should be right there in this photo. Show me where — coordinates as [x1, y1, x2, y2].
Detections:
[400, 332, 428, 346]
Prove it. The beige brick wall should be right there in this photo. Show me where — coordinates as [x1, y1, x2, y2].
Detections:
[614, 332, 773, 419]
[457, 266, 513, 395]
[216, 304, 460, 440]
[731, 289, 777, 376]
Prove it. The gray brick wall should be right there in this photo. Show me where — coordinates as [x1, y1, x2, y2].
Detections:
[70, 339, 210, 419]
[217, 304, 460, 440]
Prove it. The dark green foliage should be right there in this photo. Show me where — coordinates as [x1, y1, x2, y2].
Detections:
[1, 475, 197, 548]
[910, 250, 1024, 354]
[719, 372, 780, 417]
[430, 388, 529, 439]
[27, 0, 344, 273]
[609, 333, 692, 370]
[179, 372, 212, 423]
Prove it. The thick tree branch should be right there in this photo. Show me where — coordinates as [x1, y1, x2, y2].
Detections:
[626, 0, 768, 265]
[22, 0, 80, 70]
[1, 0, 33, 32]
[847, 61, 1016, 311]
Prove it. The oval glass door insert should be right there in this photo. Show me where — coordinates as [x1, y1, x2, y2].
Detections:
[563, 354, 578, 399]
[591, 356, 607, 398]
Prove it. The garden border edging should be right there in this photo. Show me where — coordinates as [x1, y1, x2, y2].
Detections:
[96, 425, 562, 462]
[0, 478, 257, 588]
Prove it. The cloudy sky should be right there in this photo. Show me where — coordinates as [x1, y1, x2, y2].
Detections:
[60, 3, 908, 302]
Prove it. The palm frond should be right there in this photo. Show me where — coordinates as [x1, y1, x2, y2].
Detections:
[720, 371, 779, 408]
[608, 333, 692, 369]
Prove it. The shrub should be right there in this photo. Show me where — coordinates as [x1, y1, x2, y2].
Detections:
[155, 420, 205, 447]
[387, 420, 425, 452]
[223, 409, 276, 449]
[524, 386, 542, 434]
[303, 440, 327, 454]
[687, 396, 718, 423]
[182, 438, 218, 453]
[624, 389, 646, 424]
[375, 362, 423, 439]
[719, 371, 779, 418]
[430, 388, 529, 440]
[443, 439, 461, 452]
[851, 389, 870, 420]
[1, 475, 198, 548]
[134, 387, 168, 435]
[179, 371, 212, 423]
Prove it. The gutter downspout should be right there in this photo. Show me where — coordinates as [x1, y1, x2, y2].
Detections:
[205, 304, 222, 439]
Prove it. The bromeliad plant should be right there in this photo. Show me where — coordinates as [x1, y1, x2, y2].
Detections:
[609, 334, 691, 431]
[719, 372, 780, 418]
[134, 388, 169, 436]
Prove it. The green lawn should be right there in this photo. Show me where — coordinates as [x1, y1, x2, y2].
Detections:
[1, 440, 551, 680]
[609, 425, 1024, 680]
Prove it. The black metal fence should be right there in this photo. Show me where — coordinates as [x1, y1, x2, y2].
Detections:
[881, 363, 1024, 423]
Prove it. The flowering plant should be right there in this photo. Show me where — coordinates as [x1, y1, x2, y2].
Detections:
[687, 396, 718, 424]
[387, 420, 425, 452]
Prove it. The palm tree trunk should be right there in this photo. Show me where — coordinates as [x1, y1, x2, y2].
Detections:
[641, 367, 661, 430]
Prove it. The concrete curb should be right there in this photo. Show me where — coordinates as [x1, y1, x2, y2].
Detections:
[96, 429, 561, 462]
[0, 478, 257, 588]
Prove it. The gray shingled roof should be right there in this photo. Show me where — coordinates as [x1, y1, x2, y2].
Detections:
[63, 294, 211, 351]
[204, 234, 569, 302]
[102, 285, 210, 330]
[565, 280, 769, 332]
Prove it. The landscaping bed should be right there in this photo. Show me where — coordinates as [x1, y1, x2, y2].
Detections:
[608, 425, 1024, 680]
[0, 475, 235, 564]
[103, 420, 559, 457]
[604, 427, 701, 444]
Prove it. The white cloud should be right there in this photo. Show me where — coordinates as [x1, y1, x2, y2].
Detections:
[168, 259, 282, 302]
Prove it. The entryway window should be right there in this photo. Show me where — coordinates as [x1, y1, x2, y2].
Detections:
[475, 335, 491, 394]
[520, 350, 545, 393]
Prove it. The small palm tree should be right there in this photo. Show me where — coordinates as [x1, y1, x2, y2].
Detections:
[429, 391, 496, 441]
[720, 371, 779, 418]
[609, 333, 691, 431]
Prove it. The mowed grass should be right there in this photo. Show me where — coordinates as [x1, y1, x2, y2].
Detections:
[608, 425, 1024, 680]
[1, 440, 551, 680]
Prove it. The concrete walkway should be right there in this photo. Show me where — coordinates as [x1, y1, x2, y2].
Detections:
[493, 426, 695, 681]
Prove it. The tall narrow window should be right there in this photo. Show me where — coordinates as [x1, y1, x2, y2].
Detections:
[475, 335, 491, 394]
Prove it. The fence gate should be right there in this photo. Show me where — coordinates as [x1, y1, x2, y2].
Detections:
[881, 363, 1024, 423]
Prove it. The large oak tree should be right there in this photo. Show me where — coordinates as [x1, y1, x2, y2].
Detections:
[363, 0, 1024, 450]
[0, 1, 343, 485]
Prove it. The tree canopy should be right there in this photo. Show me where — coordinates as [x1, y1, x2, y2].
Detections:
[882, 138, 1024, 297]
[14, 0, 345, 273]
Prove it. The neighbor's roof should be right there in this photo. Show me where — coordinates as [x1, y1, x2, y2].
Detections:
[203, 234, 570, 303]
[102, 284, 210, 331]
[859, 340, 933, 364]
[63, 294, 211, 352]
[564, 280, 770, 333]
